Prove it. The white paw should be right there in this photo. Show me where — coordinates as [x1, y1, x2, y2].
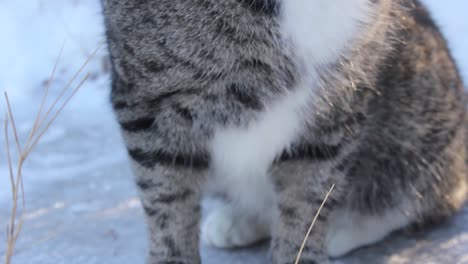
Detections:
[326, 208, 411, 258]
[201, 206, 270, 248]
[326, 220, 361, 258]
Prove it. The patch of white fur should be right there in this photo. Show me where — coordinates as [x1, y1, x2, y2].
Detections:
[201, 203, 271, 248]
[210, 83, 310, 208]
[280, 0, 371, 65]
[326, 207, 412, 257]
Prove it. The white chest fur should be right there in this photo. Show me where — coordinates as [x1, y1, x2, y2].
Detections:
[209, 0, 371, 205]
[281, 0, 371, 65]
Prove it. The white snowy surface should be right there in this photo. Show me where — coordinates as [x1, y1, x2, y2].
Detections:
[0, 1, 467, 264]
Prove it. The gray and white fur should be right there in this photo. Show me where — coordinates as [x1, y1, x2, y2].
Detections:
[102, 0, 468, 263]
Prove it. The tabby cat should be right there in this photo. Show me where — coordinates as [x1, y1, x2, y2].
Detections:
[102, 0, 468, 263]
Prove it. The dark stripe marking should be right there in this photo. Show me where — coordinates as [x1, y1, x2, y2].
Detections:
[152, 189, 194, 204]
[110, 72, 135, 95]
[112, 101, 128, 109]
[154, 38, 223, 81]
[113, 90, 199, 110]
[227, 83, 263, 110]
[135, 178, 163, 190]
[278, 205, 297, 218]
[156, 212, 170, 229]
[174, 105, 194, 122]
[279, 144, 342, 162]
[148, 90, 193, 106]
[237, 0, 279, 16]
[240, 58, 273, 74]
[163, 236, 182, 258]
[128, 148, 210, 169]
[143, 59, 166, 73]
[120, 117, 155, 132]
[142, 205, 159, 217]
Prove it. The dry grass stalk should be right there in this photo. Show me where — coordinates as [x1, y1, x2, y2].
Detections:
[294, 184, 335, 264]
[3, 44, 101, 264]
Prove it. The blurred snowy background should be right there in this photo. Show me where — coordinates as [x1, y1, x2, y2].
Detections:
[0, 1, 467, 263]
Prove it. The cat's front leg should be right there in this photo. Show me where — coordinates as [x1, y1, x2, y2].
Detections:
[270, 161, 343, 264]
[131, 163, 204, 264]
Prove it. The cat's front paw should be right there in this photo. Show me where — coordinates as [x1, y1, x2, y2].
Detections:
[201, 206, 270, 248]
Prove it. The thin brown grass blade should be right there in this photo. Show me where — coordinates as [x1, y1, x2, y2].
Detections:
[294, 184, 335, 264]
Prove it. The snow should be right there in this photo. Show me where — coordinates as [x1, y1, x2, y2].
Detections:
[0, 1, 467, 263]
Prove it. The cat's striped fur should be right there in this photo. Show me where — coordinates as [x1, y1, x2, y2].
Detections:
[102, 0, 468, 263]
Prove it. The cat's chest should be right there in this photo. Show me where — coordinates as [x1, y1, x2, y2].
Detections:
[209, 0, 370, 177]
[280, 0, 370, 65]
[210, 82, 311, 178]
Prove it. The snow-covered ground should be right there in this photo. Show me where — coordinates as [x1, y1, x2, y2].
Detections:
[0, 1, 467, 263]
